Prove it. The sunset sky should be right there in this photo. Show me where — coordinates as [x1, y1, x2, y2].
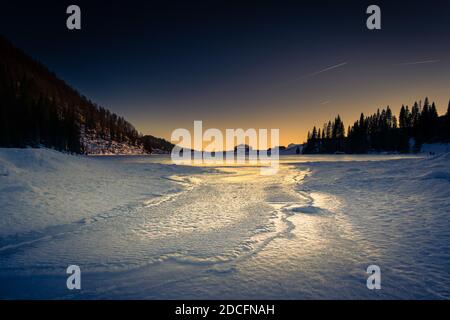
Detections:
[2, 0, 450, 146]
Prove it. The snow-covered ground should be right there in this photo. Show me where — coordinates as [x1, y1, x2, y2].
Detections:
[0, 149, 203, 237]
[421, 143, 450, 154]
[1, 149, 449, 299]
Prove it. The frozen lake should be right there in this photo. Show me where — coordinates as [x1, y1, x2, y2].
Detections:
[1, 150, 450, 299]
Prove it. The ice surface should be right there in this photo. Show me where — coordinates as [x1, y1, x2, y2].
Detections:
[1, 149, 449, 299]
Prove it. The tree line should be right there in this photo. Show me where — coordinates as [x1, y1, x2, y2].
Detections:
[303, 98, 450, 154]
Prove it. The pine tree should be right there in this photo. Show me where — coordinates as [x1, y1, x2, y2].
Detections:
[411, 102, 420, 127]
[431, 102, 437, 117]
[447, 100, 450, 139]
[399, 105, 406, 128]
[359, 113, 365, 129]
[312, 126, 317, 141]
[386, 106, 393, 129]
[405, 106, 412, 127]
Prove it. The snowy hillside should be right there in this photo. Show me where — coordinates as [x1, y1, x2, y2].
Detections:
[0, 36, 173, 156]
[81, 132, 147, 155]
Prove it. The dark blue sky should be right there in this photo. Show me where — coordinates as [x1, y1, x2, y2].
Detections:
[2, 0, 450, 144]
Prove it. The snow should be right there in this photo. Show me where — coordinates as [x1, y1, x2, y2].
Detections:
[420, 143, 450, 154]
[421, 170, 450, 181]
[0, 148, 202, 237]
[81, 133, 147, 155]
[1, 149, 450, 299]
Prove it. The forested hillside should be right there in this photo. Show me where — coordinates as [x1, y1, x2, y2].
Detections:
[0, 36, 172, 154]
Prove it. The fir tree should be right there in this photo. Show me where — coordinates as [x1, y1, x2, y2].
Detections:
[447, 100, 450, 139]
